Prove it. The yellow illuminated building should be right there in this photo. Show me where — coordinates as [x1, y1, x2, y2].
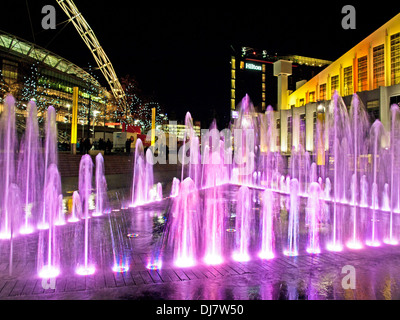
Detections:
[276, 12, 400, 154]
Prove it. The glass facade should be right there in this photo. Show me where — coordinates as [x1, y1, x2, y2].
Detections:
[0, 30, 116, 130]
[2, 59, 18, 84]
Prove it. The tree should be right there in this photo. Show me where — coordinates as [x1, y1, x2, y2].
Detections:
[121, 75, 167, 132]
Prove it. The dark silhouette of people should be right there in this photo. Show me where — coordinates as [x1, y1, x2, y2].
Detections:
[98, 138, 105, 151]
[79, 138, 84, 154]
[106, 138, 112, 154]
[84, 138, 91, 154]
[125, 138, 131, 155]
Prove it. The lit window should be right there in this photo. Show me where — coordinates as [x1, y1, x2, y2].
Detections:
[391, 33, 400, 85]
[373, 44, 385, 89]
[309, 91, 315, 103]
[343, 66, 353, 96]
[358, 56, 368, 91]
[331, 75, 339, 96]
[319, 83, 326, 101]
[2, 59, 18, 85]
[231, 57, 236, 69]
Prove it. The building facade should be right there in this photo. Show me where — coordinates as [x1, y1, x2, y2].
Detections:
[0, 30, 118, 140]
[278, 12, 400, 155]
[230, 46, 331, 120]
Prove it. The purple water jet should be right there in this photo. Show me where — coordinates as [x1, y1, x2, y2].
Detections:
[38, 164, 61, 278]
[131, 139, 154, 206]
[203, 150, 225, 265]
[38, 106, 58, 230]
[76, 154, 95, 275]
[69, 191, 82, 223]
[232, 186, 252, 262]
[168, 177, 200, 268]
[94, 153, 108, 216]
[306, 182, 322, 254]
[18, 100, 42, 235]
[259, 189, 275, 260]
[0, 95, 17, 239]
[284, 179, 299, 256]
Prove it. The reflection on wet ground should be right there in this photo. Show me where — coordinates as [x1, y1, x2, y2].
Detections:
[1, 185, 400, 300]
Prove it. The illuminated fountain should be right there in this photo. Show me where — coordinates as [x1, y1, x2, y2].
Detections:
[0, 95, 17, 239]
[170, 177, 180, 197]
[108, 209, 130, 273]
[76, 154, 95, 275]
[203, 142, 225, 265]
[258, 189, 275, 259]
[284, 179, 300, 256]
[181, 112, 201, 188]
[232, 186, 252, 262]
[131, 139, 154, 206]
[306, 182, 322, 254]
[2, 90, 400, 284]
[68, 191, 82, 223]
[94, 153, 108, 216]
[326, 93, 349, 251]
[385, 104, 400, 245]
[38, 106, 58, 230]
[168, 177, 200, 268]
[366, 120, 386, 247]
[37, 164, 62, 279]
[18, 100, 42, 235]
[232, 95, 257, 186]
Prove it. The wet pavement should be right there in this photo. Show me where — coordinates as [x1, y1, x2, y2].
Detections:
[2, 244, 400, 300]
[1, 185, 400, 300]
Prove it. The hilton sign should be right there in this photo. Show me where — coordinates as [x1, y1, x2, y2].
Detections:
[245, 62, 262, 71]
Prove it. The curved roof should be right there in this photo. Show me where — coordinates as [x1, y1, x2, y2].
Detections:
[0, 29, 100, 88]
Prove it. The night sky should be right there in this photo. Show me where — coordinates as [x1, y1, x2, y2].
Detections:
[1, 1, 399, 127]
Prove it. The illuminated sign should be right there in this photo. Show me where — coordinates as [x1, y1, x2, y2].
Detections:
[245, 62, 262, 71]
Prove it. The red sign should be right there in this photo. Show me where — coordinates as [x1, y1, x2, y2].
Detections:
[122, 124, 141, 134]
[137, 133, 151, 147]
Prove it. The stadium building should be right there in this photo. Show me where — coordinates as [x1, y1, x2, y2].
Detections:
[0, 30, 117, 141]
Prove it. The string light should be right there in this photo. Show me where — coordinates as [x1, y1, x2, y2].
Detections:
[120, 75, 168, 131]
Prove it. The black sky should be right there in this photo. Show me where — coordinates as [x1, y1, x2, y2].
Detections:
[1, 1, 399, 127]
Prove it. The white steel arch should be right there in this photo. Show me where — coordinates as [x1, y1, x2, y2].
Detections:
[56, 0, 129, 118]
